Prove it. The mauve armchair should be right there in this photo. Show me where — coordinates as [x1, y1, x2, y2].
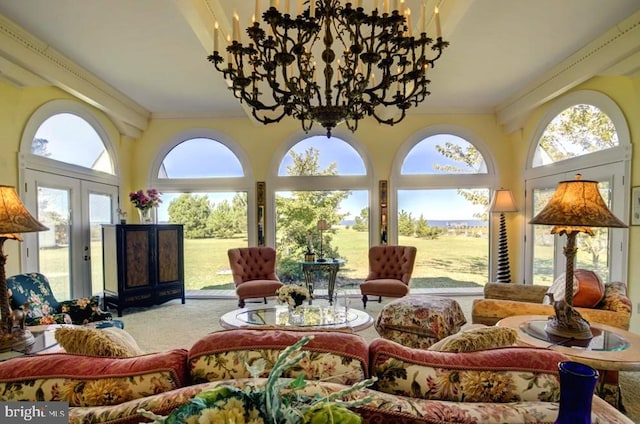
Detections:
[227, 247, 284, 308]
[360, 245, 417, 308]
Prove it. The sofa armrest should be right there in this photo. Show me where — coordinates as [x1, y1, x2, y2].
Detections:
[472, 298, 631, 329]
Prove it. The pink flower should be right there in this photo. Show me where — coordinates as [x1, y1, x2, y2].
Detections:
[129, 188, 162, 210]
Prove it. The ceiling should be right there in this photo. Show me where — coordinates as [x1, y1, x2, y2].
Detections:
[0, 0, 639, 138]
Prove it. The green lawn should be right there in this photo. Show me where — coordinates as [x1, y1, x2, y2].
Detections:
[37, 226, 602, 297]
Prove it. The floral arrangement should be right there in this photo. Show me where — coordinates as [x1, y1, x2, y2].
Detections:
[129, 188, 162, 210]
[139, 336, 374, 424]
[277, 285, 311, 308]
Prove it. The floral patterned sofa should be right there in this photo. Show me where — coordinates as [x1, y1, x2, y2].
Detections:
[0, 329, 633, 424]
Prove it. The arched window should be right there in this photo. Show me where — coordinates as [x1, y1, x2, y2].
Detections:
[272, 134, 370, 286]
[159, 137, 243, 178]
[32, 112, 114, 174]
[524, 91, 630, 285]
[393, 127, 496, 290]
[532, 104, 619, 167]
[151, 131, 252, 292]
[20, 100, 119, 300]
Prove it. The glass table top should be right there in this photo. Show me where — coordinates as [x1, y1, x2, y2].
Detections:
[234, 305, 357, 328]
[520, 320, 629, 351]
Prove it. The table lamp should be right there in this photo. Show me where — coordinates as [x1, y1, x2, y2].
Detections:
[0, 185, 49, 349]
[529, 175, 626, 340]
[316, 219, 329, 262]
[489, 189, 518, 283]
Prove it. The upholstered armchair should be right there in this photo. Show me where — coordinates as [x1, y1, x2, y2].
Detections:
[360, 245, 417, 308]
[7, 272, 113, 326]
[227, 247, 284, 308]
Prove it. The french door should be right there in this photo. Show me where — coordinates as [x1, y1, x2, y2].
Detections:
[524, 163, 628, 286]
[22, 170, 118, 299]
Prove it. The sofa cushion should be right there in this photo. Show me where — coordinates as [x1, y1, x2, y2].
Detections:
[0, 349, 188, 407]
[369, 337, 568, 403]
[59, 296, 113, 325]
[188, 329, 369, 385]
[428, 325, 518, 352]
[545, 269, 605, 308]
[55, 326, 144, 357]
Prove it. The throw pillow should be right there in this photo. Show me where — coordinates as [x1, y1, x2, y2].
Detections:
[55, 326, 144, 357]
[544, 269, 605, 308]
[428, 325, 518, 353]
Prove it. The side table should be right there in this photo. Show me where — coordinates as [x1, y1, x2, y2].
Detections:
[299, 259, 345, 304]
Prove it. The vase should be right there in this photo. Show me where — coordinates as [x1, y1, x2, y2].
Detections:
[137, 208, 154, 224]
[555, 361, 599, 424]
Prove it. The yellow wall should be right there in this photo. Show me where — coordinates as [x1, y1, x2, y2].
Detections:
[1, 74, 638, 331]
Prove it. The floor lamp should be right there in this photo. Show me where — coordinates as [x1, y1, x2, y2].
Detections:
[530, 175, 626, 340]
[0, 185, 48, 350]
[489, 189, 518, 283]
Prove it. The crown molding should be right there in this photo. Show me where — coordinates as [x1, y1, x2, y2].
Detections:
[0, 13, 149, 138]
[496, 10, 640, 134]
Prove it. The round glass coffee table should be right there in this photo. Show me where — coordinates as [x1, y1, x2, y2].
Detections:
[220, 304, 373, 332]
[497, 314, 640, 372]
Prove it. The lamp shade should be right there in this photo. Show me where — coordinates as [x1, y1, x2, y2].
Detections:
[529, 175, 626, 228]
[0, 185, 48, 234]
[489, 189, 518, 213]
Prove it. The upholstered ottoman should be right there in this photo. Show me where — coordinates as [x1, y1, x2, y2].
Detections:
[374, 295, 467, 349]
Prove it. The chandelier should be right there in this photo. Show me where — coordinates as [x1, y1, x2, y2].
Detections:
[207, 0, 449, 137]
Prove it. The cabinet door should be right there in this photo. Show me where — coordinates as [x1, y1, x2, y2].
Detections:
[157, 226, 183, 285]
[123, 227, 153, 289]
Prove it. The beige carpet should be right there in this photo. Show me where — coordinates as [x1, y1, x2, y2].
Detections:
[116, 295, 639, 422]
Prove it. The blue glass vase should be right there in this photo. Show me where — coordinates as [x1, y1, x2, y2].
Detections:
[555, 361, 599, 424]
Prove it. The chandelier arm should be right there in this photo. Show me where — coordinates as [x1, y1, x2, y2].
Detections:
[206, 0, 448, 135]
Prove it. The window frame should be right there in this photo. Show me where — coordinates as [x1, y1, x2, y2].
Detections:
[391, 124, 498, 283]
[523, 90, 631, 285]
[149, 128, 256, 244]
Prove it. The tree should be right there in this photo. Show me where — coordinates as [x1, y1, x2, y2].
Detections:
[209, 200, 237, 238]
[398, 210, 415, 237]
[434, 141, 489, 219]
[168, 194, 211, 238]
[352, 207, 368, 232]
[31, 138, 51, 157]
[276, 147, 349, 282]
[415, 214, 442, 239]
[539, 105, 617, 163]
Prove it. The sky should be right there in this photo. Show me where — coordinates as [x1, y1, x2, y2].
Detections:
[155, 134, 488, 222]
[34, 117, 489, 223]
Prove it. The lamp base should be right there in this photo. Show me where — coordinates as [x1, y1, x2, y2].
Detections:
[545, 301, 593, 340]
[10, 329, 36, 352]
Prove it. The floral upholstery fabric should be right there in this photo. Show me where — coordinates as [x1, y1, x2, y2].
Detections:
[598, 282, 632, 315]
[369, 338, 567, 403]
[188, 329, 369, 385]
[375, 295, 467, 349]
[67, 378, 632, 424]
[7, 272, 113, 325]
[0, 349, 188, 407]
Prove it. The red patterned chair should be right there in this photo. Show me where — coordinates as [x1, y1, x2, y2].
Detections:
[227, 247, 284, 308]
[359, 245, 416, 308]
